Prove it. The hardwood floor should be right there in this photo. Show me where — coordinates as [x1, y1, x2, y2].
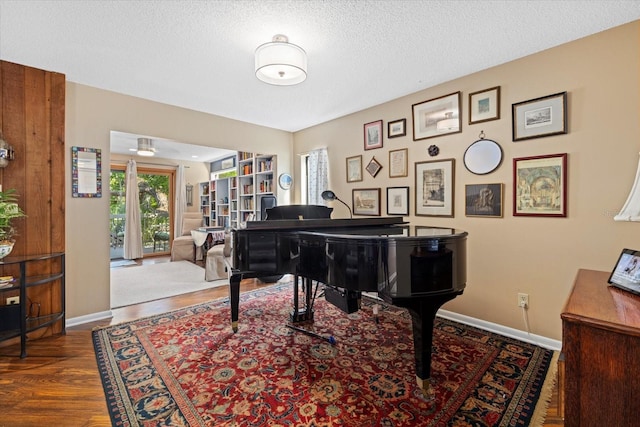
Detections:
[0, 258, 564, 426]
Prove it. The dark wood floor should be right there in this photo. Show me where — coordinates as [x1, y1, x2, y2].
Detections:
[0, 257, 564, 426]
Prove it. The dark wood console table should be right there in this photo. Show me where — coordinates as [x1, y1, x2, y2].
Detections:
[561, 269, 640, 426]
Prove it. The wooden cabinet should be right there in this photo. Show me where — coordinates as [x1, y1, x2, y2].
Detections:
[561, 269, 640, 426]
[0, 253, 65, 357]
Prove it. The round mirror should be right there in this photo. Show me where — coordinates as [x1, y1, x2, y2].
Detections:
[463, 139, 503, 175]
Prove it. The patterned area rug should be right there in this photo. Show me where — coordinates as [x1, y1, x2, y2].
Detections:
[93, 283, 558, 426]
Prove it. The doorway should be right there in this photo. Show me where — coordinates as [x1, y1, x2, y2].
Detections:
[109, 165, 175, 260]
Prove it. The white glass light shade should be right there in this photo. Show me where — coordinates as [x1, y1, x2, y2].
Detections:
[137, 138, 155, 157]
[255, 35, 307, 86]
[615, 153, 640, 221]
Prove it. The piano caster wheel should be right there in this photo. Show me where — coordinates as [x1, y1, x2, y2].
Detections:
[232, 321, 238, 333]
[416, 377, 435, 401]
[290, 309, 314, 323]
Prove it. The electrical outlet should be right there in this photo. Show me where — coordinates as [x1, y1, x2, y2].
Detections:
[517, 293, 529, 308]
[6, 296, 19, 305]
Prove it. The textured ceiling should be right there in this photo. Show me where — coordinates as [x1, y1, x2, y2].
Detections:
[2, 0, 640, 138]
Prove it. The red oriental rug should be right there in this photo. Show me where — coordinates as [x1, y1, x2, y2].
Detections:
[93, 283, 558, 426]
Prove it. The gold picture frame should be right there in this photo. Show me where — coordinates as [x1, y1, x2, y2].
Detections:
[389, 148, 408, 178]
[346, 155, 363, 183]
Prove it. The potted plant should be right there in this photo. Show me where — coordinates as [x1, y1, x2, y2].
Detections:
[0, 188, 26, 258]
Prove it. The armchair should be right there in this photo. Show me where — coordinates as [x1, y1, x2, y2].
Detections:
[170, 212, 204, 262]
[205, 230, 232, 281]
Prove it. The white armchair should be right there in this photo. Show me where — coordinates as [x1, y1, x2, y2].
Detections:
[170, 212, 204, 262]
[205, 231, 232, 281]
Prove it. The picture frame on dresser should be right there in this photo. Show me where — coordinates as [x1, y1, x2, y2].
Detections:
[608, 248, 640, 295]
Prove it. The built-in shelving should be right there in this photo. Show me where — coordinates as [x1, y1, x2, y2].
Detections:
[199, 182, 211, 226]
[204, 152, 276, 227]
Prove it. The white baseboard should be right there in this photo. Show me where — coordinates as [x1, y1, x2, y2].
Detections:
[437, 309, 562, 351]
[66, 310, 113, 328]
[363, 291, 561, 351]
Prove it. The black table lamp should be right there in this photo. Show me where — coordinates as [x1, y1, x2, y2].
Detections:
[321, 190, 352, 218]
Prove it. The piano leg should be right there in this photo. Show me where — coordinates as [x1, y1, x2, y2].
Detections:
[290, 275, 314, 323]
[395, 292, 462, 398]
[228, 269, 264, 333]
[229, 272, 242, 333]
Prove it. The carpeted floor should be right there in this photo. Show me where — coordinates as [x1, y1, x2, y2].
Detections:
[94, 283, 558, 426]
[110, 261, 227, 308]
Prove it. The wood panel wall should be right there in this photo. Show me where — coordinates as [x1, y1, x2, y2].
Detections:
[0, 60, 66, 337]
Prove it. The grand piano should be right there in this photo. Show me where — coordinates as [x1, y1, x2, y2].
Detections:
[228, 212, 467, 396]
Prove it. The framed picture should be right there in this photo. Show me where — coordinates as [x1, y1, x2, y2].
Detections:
[388, 148, 408, 178]
[387, 186, 409, 215]
[412, 92, 462, 141]
[465, 183, 503, 217]
[414, 158, 455, 217]
[469, 86, 500, 125]
[513, 153, 567, 217]
[346, 155, 363, 183]
[364, 120, 383, 150]
[388, 118, 406, 138]
[512, 91, 567, 141]
[366, 157, 382, 178]
[608, 248, 640, 295]
[352, 188, 381, 216]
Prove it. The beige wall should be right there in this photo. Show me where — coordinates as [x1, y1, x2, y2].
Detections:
[65, 84, 294, 319]
[293, 21, 640, 341]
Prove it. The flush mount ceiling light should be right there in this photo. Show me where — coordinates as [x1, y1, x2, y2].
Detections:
[137, 137, 155, 156]
[255, 34, 307, 86]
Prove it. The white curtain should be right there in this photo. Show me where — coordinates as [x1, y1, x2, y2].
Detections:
[123, 159, 143, 259]
[308, 148, 329, 205]
[174, 165, 187, 238]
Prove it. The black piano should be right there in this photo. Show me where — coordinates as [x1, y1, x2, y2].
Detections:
[228, 215, 467, 395]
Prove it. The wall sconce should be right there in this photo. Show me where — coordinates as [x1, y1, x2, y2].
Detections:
[0, 131, 15, 168]
[186, 184, 193, 206]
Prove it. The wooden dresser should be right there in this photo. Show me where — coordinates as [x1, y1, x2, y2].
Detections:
[561, 269, 640, 426]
